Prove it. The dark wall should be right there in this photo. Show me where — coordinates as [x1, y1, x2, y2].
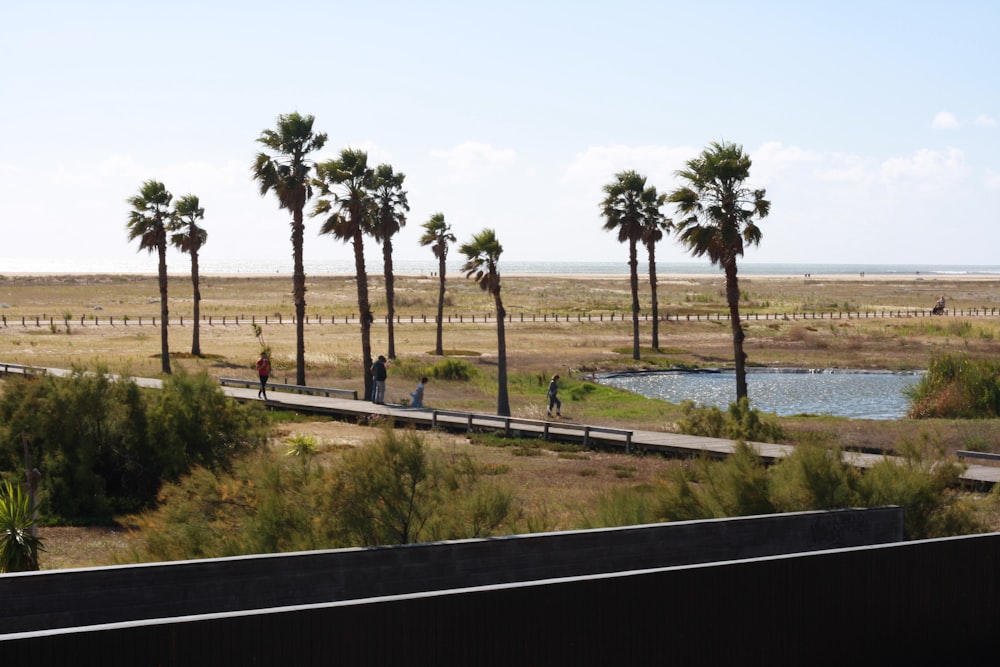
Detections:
[1, 508, 901, 633]
[5, 531, 999, 666]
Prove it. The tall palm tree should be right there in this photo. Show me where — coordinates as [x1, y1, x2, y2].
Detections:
[640, 187, 671, 349]
[252, 112, 327, 386]
[170, 194, 207, 357]
[668, 140, 770, 401]
[601, 170, 656, 360]
[313, 148, 377, 401]
[126, 179, 173, 374]
[419, 213, 456, 356]
[460, 229, 510, 416]
[370, 163, 409, 360]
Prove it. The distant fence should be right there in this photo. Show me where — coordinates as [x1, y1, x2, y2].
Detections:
[3, 307, 997, 328]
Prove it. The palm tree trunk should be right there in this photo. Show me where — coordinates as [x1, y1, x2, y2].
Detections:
[494, 294, 510, 416]
[292, 208, 307, 386]
[353, 230, 374, 401]
[191, 249, 201, 357]
[647, 242, 660, 350]
[628, 238, 640, 360]
[435, 256, 446, 355]
[157, 242, 171, 374]
[383, 238, 396, 360]
[725, 260, 748, 400]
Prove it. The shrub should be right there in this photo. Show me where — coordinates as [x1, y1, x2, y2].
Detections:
[675, 397, 784, 443]
[0, 367, 269, 522]
[656, 442, 775, 521]
[907, 353, 1000, 418]
[768, 445, 859, 512]
[0, 480, 44, 572]
[145, 369, 270, 481]
[644, 432, 989, 540]
[584, 486, 657, 528]
[425, 358, 476, 381]
[855, 436, 985, 539]
[134, 427, 517, 561]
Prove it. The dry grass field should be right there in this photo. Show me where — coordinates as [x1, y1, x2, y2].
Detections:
[4, 271, 1000, 568]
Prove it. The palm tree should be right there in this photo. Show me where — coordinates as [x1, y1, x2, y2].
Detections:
[460, 229, 510, 416]
[252, 112, 327, 386]
[313, 148, 377, 401]
[601, 170, 657, 360]
[668, 140, 770, 401]
[170, 194, 207, 356]
[126, 179, 173, 374]
[640, 187, 671, 349]
[419, 213, 456, 356]
[370, 163, 409, 360]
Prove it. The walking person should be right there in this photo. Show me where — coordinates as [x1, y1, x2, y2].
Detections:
[255, 351, 271, 399]
[411, 377, 428, 408]
[547, 374, 562, 417]
[371, 355, 387, 404]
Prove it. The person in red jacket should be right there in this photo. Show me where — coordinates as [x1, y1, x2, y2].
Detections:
[255, 351, 271, 399]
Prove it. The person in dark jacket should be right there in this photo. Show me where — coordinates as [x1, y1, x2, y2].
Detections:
[371, 355, 388, 404]
[547, 374, 561, 417]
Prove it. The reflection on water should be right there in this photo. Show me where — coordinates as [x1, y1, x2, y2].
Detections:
[596, 369, 924, 420]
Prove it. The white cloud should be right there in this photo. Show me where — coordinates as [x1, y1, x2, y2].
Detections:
[986, 169, 1000, 190]
[561, 144, 695, 189]
[751, 142, 822, 184]
[975, 113, 997, 128]
[880, 148, 967, 189]
[932, 111, 960, 129]
[429, 142, 516, 184]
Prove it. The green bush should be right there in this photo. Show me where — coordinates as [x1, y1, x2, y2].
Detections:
[133, 427, 517, 561]
[656, 442, 775, 521]
[675, 397, 785, 443]
[331, 427, 514, 545]
[583, 486, 657, 528]
[854, 436, 984, 539]
[768, 445, 859, 512]
[146, 369, 269, 481]
[907, 353, 1000, 418]
[0, 367, 268, 522]
[0, 480, 44, 572]
[640, 433, 991, 540]
[425, 358, 476, 381]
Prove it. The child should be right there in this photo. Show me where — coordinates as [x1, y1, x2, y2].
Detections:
[411, 377, 428, 408]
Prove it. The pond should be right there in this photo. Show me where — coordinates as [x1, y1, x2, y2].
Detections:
[595, 368, 925, 420]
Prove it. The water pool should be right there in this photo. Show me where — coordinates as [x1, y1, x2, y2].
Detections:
[595, 368, 924, 420]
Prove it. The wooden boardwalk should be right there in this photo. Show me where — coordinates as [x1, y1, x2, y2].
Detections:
[5, 362, 999, 488]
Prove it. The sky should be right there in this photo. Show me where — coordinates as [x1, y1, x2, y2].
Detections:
[1, 0, 998, 272]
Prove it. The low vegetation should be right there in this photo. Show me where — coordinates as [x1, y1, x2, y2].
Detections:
[674, 398, 785, 442]
[130, 427, 516, 562]
[0, 368, 268, 523]
[907, 353, 1000, 418]
[0, 480, 44, 572]
[590, 438, 996, 540]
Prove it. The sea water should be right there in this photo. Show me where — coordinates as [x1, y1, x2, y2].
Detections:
[2, 257, 1000, 277]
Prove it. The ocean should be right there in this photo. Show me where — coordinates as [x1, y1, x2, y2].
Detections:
[3, 257, 1000, 277]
